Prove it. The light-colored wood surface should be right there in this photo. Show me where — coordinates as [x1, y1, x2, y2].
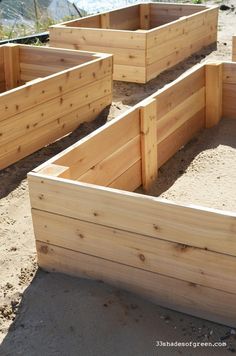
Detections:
[222, 61, 236, 118]
[158, 109, 205, 167]
[36, 241, 236, 327]
[140, 99, 158, 190]
[100, 13, 110, 29]
[28, 174, 236, 258]
[55, 108, 140, 179]
[78, 135, 140, 187]
[0, 95, 112, 169]
[140, 3, 150, 30]
[33, 209, 236, 294]
[28, 60, 236, 328]
[49, 3, 218, 83]
[4, 44, 20, 90]
[0, 54, 112, 122]
[205, 62, 222, 127]
[0, 44, 113, 169]
[108, 160, 142, 192]
[157, 87, 205, 143]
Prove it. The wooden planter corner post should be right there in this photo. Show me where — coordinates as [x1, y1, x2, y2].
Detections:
[205, 62, 222, 128]
[140, 3, 150, 30]
[140, 98, 158, 191]
[3, 44, 21, 90]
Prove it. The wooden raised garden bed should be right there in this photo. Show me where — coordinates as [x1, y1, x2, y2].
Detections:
[0, 44, 112, 169]
[28, 61, 236, 327]
[49, 2, 218, 83]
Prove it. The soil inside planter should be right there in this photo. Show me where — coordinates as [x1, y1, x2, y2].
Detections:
[139, 118, 236, 212]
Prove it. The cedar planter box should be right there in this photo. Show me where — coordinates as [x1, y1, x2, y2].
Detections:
[0, 44, 112, 169]
[49, 2, 218, 83]
[28, 61, 236, 327]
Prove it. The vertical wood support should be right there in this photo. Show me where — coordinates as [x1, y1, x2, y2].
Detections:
[140, 98, 158, 191]
[4, 44, 20, 90]
[100, 13, 110, 29]
[140, 4, 150, 30]
[232, 35, 236, 61]
[205, 62, 222, 128]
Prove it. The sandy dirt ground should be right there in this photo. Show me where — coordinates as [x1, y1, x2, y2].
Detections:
[1, 3, 236, 356]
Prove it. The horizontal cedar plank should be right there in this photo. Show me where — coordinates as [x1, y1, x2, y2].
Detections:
[151, 3, 207, 12]
[158, 109, 204, 166]
[78, 135, 140, 185]
[53, 108, 140, 177]
[146, 33, 215, 81]
[60, 4, 140, 28]
[156, 87, 205, 143]
[147, 22, 216, 65]
[222, 107, 236, 119]
[187, 32, 216, 54]
[36, 242, 236, 327]
[150, 9, 206, 22]
[147, 7, 217, 48]
[0, 77, 111, 147]
[223, 62, 236, 83]
[33, 209, 236, 294]
[148, 20, 185, 48]
[19, 46, 94, 67]
[109, 6, 140, 30]
[222, 82, 236, 117]
[222, 83, 236, 97]
[0, 56, 112, 122]
[184, 9, 218, 34]
[20, 64, 67, 81]
[113, 64, 146, 83]
[28, 173, 236, 257]
[108, 160, 142, 191]
[222, 84, 236, 118]
[67, 15, 101, 28]
[0, 95, 111, 169]
[154, 66, 205, 118]
[0, 83, 5, 93]
[20, 45, 98, 58]
[49, 26, 146, 50]
[50, 41, 145, 67]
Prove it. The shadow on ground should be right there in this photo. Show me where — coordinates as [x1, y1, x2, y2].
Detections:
[1, 270, 233, 356]
[113, 44, 216, 105]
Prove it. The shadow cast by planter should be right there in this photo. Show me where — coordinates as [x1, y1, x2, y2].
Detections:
[1, 270, 230, 356]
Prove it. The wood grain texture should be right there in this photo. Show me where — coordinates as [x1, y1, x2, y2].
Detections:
[33, 209, 236, 294]
[140, 99, 158, 190]
[50, 4, 218, 83]
[205, 62, 223, 127]
[4, 44, 20, 90]
[0, 45, 112, 169]
[28, 174, 236, 258]
[222, 62, 236, 118]
[36, 242, 236, 327]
